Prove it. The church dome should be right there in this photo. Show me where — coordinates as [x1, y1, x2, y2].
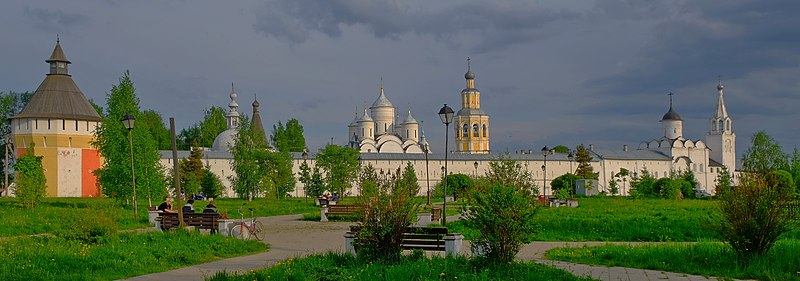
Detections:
[358, 108, 373, 122]
[402, 110, 418, 124]
[212, 129, 237, 151]
[661, 107, 682, 121]
[465, 70, 475, 80]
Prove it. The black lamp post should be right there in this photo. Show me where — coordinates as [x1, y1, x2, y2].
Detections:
[421, 129, 431, 206]
[541, 145, 552, 197]
[122, 113, 138, 219]
[438, 104, 454, 226]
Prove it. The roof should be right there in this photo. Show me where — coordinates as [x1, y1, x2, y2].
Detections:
[401, 110, 418, 124]
[661, 106, 682, 121]
[590, 148, 671, 161]
[371, 86, 393, 108]
[457, 108, 486, 116]
[708, 158, 724, 167]
[46, 40, 70, 63]
[14, 73, 102, 121]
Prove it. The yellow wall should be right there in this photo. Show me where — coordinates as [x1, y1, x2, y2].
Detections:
[14, 133, 96, 197]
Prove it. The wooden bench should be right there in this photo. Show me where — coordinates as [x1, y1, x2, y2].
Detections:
[158, 212, 221, 233]
[320, 204, 361, 221]
[348, 226, 450, 252]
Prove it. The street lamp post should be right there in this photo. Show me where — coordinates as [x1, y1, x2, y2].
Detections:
[422, 137, 431, 206]
[473, 161, 478, 179]
[3, 136, 9, 197]
[122, 113, 138, 219]
[438, 104, 454, 226]
[541, 146, 552, 197]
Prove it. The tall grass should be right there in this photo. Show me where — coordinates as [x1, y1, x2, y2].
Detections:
[545, 239, 800, 281]
[207, 252, 596, 281]
[0, 231, 267, 281]
[449, 197, 722, 242]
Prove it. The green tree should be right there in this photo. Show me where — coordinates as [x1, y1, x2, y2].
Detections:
[433, 173, 473, 198]
[200, 167, 224, 199]
[1, 91, 33, 183]
[743, 131, 789, 173]
[179, 146, 205, 195]
[483, 155, 537, 194]
[552, 145, 570, 153]
[715, 166, 733, 195]
[550, 173, 578, 195]
[574, 144, 597, 179]
[199, 106, 227, 148]
[139, 110, 171, 150]
[316, 144, 360, 196]
[396, 162, 420, 196]
[88, 98, 104, 117]
[254, 149, 295, 199]
[789, 149, 800, 194]
[177, 125, 201, 151]
[358, 163, 379, 198]
[271, 118, 306, 152]
[14, 146, 46, 208]
[629, 168, 656, 198]
[230, 116, 262, 200]
[92, 71, 166, 204]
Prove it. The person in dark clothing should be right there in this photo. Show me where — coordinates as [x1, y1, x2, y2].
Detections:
[203, 200, 217, 213]
[182, 199, 195, 214]
[157, 198, 175, 213]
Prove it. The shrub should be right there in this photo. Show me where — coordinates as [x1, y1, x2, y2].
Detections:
[53, 206, 119, 243]
[551, 173, 578, 195]
[354, 167, 419, 262]
[716, 171, 797, 260]
[432, 173, 473, 198]
[14, 146, 47, 208]
[463, 183, 538, 263]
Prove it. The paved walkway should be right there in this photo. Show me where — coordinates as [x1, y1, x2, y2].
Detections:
[122, 215, 752, 281]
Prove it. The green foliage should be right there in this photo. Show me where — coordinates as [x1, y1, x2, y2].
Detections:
[717, 171, 798, 259]
[177, 106, 227, 150]
[52, 206, 118, 244]
[546, 240, 800, 281]
[433, 173, 473, 198]
[230, 116, 261, 200]
[551, 173, 578, 195]
[396, 162, 420, 196]
[574, 144, 597, 179]
[463, 183, 538, 263]
[1, 91, 33, 183]
[208, 253, 593, 281]
[92, 71, 166, 203]
[628, 168, 656, 199]
[790, 149, 800, 195]
[138, 110, 171, 150]
[743, 131, 789, 173]
[299, 161, 326, 198]
[179, 146, 205, 195]
[270, 118, 306, 152]
[0, 231, 267, 281]
[357, 163, 379, 198]
[200, 167, 224, 199]
[552, 145, 570, 153]
[715, 167, 733, 195]
[355, 164, 419, 261]
[316, 144, 360, 196]
[13, 146, 46, 208]
[254, 149, 295, 199]
[482, 155, 538, 194]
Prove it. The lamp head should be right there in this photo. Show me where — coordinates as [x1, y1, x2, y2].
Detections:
[438, 104, 454, 125]
[121, 113, 135, 130]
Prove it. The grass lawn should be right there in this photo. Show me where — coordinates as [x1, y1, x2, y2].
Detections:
[0, 197, 321, 237]
[449, 197, 722, 242]
[206, 252, 596, 281]
[545, 239, 800, 281]
[0, 230, 267, 281]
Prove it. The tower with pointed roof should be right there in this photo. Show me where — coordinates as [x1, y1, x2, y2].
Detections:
[455, 58, 490, 154]
[706, 80, 736, 171]
[660, 93, 683, 139]
[251, 96, 268, 146]
[212, 83, 241, 151]
[11, 38, 103, 197]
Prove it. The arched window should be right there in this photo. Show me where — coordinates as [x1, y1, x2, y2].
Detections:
[482, 124, 487, 137]
[726, 120, 731, 131]
[718, 120, 723, 131]
[462, 124, 469, 137]
[473, 124, 479, 137]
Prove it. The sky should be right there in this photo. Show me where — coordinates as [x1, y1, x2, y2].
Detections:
[2, 0, 799, 156]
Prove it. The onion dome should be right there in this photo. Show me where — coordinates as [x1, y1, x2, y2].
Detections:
[661, 93, 682, 121]
[371, 80, 393, 108]
[402, 110, 418, 124]
[358, 107, 373, 122]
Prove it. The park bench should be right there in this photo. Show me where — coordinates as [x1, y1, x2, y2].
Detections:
[158, 212, 221, 233]
[345, 226, 462, 255]
[320, 204, 361, 221]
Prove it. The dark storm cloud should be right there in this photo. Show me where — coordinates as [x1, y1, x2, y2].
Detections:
[587, 0, 800, 96]
[23, 7, 89, 33]
[252, 0, 578, 53]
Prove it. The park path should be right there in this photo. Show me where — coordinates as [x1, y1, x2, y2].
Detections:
[121, 215, 753, 281]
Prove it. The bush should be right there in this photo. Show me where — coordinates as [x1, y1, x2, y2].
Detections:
[14, 146, 47, 208]
[716, 171, 797, 260]
[354, 168, 419, 261]
[432, 173, 473, 198]
[53, 206, 119, 244]
[463, 183, 538, 263]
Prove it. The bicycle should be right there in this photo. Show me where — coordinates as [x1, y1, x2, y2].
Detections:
[231, 205, 265, 240]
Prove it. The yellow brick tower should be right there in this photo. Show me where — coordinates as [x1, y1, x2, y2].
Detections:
[454, 58, 489, 154]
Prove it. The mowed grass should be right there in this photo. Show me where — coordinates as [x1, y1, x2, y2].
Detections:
[545, 239, 800, 281]
[448, 197, 722, 242]
[0, 230, 268, 281]
[0, 197, 321, 237]
[207, 252, 596, 281]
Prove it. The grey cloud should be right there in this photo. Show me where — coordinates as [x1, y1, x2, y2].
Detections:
[23, 7, 89, 33]
[252, 0, 578, 53]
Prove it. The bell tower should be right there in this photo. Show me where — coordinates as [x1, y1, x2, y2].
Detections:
[706, 80, 736, 171]
[454, 58, 490, 154]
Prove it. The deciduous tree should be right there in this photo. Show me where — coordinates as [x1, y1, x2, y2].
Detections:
[14, 146, 46, 208]
[271, 118, 306, 152]
[316, 144, 360, 197]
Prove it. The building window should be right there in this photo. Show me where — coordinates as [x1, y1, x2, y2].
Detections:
[35, 119, 38, 130]
[727, 120, 731, 131]
[482, 124, 487, 137]
[462, 124, 469, 138]
[473, 124, 479, 137]
[48, 119, 51, 130]
[62, 119, 66, 130]
[75, 120, 78, 131]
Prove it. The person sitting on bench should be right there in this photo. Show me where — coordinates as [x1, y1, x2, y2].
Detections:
[203, 200, 217, 213]
[182, 199, 195, 214]
[157, 197, 176, 213]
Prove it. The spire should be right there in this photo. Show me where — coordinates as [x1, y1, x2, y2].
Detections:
[46, 37, 71, 76]
[464, 57, 475, 80]
[251, 94, 267, 145]
[225, 83, 240, 129]
[713, 80, 730, 121]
